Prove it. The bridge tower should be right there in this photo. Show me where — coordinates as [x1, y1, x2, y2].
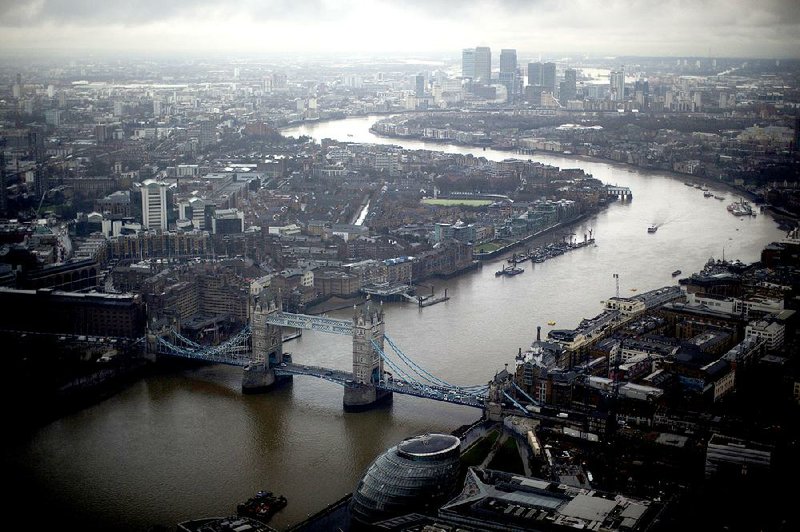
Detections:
[343, 303, 392, 411]
[242, 290, 291, 393]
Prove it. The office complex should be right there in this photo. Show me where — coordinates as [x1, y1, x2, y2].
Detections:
[461, 48, 475, 79]
[474, 46, 491, 83]
[562, 68, 577, 101]
[528, 62, 542, 86]
[542, 62, 557, 95]
[499, 49, 517, 99]
[415, 73, 425, 97]
[611, 67, 625, 101]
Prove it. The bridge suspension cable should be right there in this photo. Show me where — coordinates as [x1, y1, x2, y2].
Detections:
[383, 334, 461, 389]
[511, 380, 539, 406]
[371, 339, 418, 385]
[383, 334, 488, 394]
[376, 335, 488, 398]
[169, 328, 202, 349]
[157, 325, 252, 366]
[503, 390, 530, 415]
[383, 335, 452, 388]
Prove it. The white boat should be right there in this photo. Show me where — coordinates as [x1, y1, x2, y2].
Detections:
[728, 200, 752, 216]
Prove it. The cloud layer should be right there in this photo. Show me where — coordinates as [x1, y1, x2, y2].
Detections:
[0, 0, 797, 58]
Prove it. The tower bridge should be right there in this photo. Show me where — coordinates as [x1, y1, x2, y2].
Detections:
[149, 291, 493, 411]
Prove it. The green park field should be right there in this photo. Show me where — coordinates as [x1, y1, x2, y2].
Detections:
[421, 198, 494, 207]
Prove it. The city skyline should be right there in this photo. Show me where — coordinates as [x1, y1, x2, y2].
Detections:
[1, 0, 799, 59]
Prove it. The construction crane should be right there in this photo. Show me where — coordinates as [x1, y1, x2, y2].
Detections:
[35, 189, 47, 218]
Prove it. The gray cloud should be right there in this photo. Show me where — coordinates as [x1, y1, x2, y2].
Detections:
[0, 0, 797, 57]
[0, 0, 333, 25]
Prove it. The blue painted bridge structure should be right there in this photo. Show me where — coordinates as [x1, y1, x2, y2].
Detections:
[150, 293, 491, 411]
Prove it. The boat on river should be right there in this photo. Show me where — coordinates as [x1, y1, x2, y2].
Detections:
[237, 491, 287, 524]
[648, 225, 658, 233]
[497, 265, 524, 276]
[672, 270, 682, 277]
[728, 199, 753, 216]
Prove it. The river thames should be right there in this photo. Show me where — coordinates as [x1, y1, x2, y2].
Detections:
[4, 115, 786, 531]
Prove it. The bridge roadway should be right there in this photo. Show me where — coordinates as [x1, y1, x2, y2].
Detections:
[378, 380, 486, 408]
[0, 329, 144, 344]
[264, 312, 353, 335]
[274, 363, 486, 409]
[273, 362, 353, 385]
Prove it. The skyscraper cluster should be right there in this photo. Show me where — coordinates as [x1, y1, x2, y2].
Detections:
[462, 46, 492, 83]
[499, 49, 517, 100]
[525, 61, 556, 104]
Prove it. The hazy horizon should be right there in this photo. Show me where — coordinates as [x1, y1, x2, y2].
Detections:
[1, 0, 798, 60]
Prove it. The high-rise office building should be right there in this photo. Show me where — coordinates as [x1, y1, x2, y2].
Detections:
[141, 179, 169, 231]
[474, 47, 491, 83]
[610, 68, 625, 101]
[542, 62, 557, 95]
[415, 74, 425, 97]
[12, 73, 22, 99]
[0, 152, 7, 216]
[634, 79, 650, 109]
[499, 49, 517, 99]
[794, 116, 800, 154]
[527, 62, 542, 86]
[561, 69, 577, 101]
[29, 127, 47, 199]
[462, 49, 475, 79]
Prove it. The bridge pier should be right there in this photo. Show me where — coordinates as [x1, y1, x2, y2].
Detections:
[343, 303, 392, 411]
[242, 363, 292, 394]
[485, 401, 503, 421]
[244, 292, 289, 393]
[343, 383, 392, 412]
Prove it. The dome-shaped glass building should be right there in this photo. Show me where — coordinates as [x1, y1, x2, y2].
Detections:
[350, 433, 462, 526]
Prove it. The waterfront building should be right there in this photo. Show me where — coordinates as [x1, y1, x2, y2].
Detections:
[350, 434, 462, 526]
[0, 287, 145, 338]
[433, 221, 475, 244]
[313, 269, 360, 297]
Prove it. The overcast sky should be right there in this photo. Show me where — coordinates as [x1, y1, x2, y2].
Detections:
[1, 0, 798, 58]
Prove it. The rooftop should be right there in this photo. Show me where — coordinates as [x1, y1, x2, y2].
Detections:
[397, 434, 461, 459]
